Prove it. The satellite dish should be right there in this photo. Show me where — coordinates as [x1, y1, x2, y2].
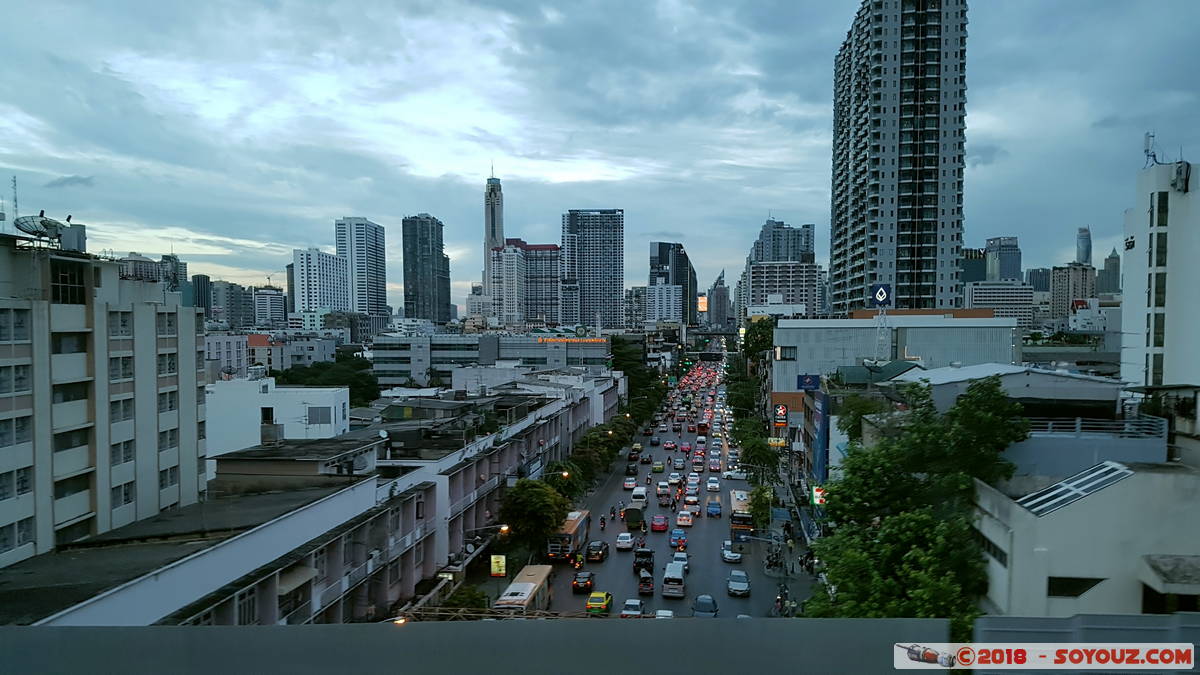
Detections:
[378, 430, 388, 439]
[465, 543, 476, 554]
[13, 210, 64, 239]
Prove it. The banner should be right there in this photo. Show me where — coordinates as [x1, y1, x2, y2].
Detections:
[490, 554, 506, 577]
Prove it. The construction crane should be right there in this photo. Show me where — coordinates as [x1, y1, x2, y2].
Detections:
[265, 269, 286, 288]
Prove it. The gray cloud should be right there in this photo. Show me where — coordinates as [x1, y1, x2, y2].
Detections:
[43, 175, 95, 189]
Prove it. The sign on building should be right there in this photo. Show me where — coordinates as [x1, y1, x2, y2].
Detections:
[811, 486, 827, 506]
[490, 554, 507, 577]
[773, 404, 788, 427]
[768, 437, 788, 447]
[869, 283, 892, 307]
[797, 374, 821, 391]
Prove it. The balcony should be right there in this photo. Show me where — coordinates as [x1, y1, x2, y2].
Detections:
[53, 400, 91, 430]
[278, 601, 312, 626]
[51, 353, 90, 384]
[54, 445, 91, 478]
[54, 489, 92, 525]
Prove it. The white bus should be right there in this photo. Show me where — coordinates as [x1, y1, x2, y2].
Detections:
[493, 564, 554, 614]
[662, 562, 686, 598]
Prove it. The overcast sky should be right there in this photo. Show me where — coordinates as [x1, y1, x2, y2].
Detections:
[3, 0, 1197, 311]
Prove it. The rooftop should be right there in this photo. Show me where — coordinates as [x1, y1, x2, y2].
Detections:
[889, 363, 1122, 387]
[1143, 555, 1200, 586]
[777, 316, 1017, 329]
[221, 429, 386, 461]
[0, 485, 344, 625]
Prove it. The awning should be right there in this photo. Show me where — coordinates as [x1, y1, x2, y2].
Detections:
[276, 566, 317, 595]
[1139, 555, 1200, 596]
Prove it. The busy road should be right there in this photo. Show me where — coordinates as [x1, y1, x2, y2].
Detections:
[544, 357, 779, 618]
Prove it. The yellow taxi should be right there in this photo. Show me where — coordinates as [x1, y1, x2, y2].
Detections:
[586, 591, 613, 615]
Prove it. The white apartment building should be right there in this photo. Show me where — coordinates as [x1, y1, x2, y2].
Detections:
[747, 261, 823, 318]
[253, 287, 286, 327]
[646, 283, 683, 323]
[247, 334, 336, 371]
[1121, 159, 1198, 386]
[204, 333, 249, 379]
[1050, 263, 1096, 320]
[489, 242, 527, 328]
[334, 217, 387, 318]
[0, 234, 206, 569]
[293, 248, 349, 313]
[205, 375, 349, 459]
[965, 280, 1035, 329]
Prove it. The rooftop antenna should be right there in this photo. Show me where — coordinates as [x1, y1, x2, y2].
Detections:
[11, 176, 17, 219]
[490, 160, 494, 179]
[1144, 132, 1158, 167]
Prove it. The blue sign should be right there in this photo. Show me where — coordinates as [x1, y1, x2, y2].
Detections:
[812, 391, 830, 484]
[869, 283, 892, 307]
[797, 374, 821, 391]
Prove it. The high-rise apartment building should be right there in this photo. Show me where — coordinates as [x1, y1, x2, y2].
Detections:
[965, 280, 1035, 328]
[1025, 267, 1051, 292]
[402, 213, 452, 323]
[334, 217, 387, 318]
[831, 0, 969, 313]
[751, 219, 815, 263]
[0, 235, 206, 568]
[483, 176, 504, 300]
[521, 242, 560, 326]
[646, 283, 683, 323]
[624, 287, 647, 329]
[191, 274, 212, 319]
[1097, 247, 1122, 294]
[490, 242, 526, 328]
[284, 263, 295, 314]
[649, 242, 698, 324]
[707, 271, 733, 329]
[292, 248, 349, 313]
[560, 209, 624, 329]
[985, 236, 1021, 281]
[252, 287, 287, 327]
[1076, 226, 1093, 265]
[735, 218, 822, 325]
[210, 280, 254, 328]
[1050, 262, 1096, 319]
[747, 261, 823, 316]
[1121, 159, 1197, 387]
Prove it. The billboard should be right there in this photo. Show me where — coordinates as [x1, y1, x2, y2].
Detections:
[773, 404, 788, 427]
[812, 391, 830, 484]
[797, 374, 821, 391]
[490, 555, 507, 577]
[869, 283, 892, 307]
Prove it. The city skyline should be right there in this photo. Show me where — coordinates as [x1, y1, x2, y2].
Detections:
[2, 1, 1198, 313]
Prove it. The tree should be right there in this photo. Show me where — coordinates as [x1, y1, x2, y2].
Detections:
[439, 585, 490, 610]
[741, 436, 780, 485]
[749, 485, 773, 530]
[743, 316, 776, 362]
[543, 460, 586, 500]
[940, 376, 1027, 486]
[271, 358, 380, 407]
[498, 479, 570, 555]
[836, 395, 891, 443]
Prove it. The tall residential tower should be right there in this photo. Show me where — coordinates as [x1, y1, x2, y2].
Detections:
[649, 242, 698, 324]
[334, 217, 387, 318]
[560, 209, 624, 329]
[830, 0, 969, 313]
[402, 214, 452, 323]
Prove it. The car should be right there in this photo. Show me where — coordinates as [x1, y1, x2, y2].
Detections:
[721, 540, 743, 563]
[668, 472, 682, 486]
[676, 511, 693, 527]
[696, 436, 707, 446]
[707, 477, 721, 492]
[657, 425, 668, 433]
[637, 570, 655, 596]
[684, 485, 700, 497]
[650, 514, 669, 532]
[615, 533, 634, 551]
[662, 440, 676, 450]
[625, 463, 639, 476]
[671, 423, 682, 433]
[691, 594, 718, 618]
[655, 610, 675, 619]
[656, 481, 671, 496]
[586, 540, 610, 561]
[642, 428, 653, 436]
[672, 457, 686, 469]
[650, 436, 661, 446]
[727, 570, 751, 597]
[620, 598, 646, 618]
[706, 498, 722, 518]
[623, 477, 637, 490]
[722, 470, 747, 480]
[708, 459, 722, 472]
[669, 528, 688, 548]
[687, 424, 696, 432]
[671, 551, 691, 573]
[687, 472, 700, 483]
[586, 591, 613, 615]
[571, 571, 595, 593]
[652, 461, 665, 473]
[680, 443, 692, 453]
[632, 443, 643, 452]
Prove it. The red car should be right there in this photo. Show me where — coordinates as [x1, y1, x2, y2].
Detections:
[681, 443, 692, 453]
[663, 441, 677, 450]
[687, 424, 696, 432]
[650, 514, 669, 532]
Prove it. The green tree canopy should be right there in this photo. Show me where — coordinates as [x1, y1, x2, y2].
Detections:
[439, 585, 490, 611]
[543, 460, 586, 500]
[498, 479, 571, 555]
[741, 436, 780, 485]
[835, 395, 891, 443]
[749, 485, 774, 530]
[271, 358, 380, 407]
[743, 316, 776, 361]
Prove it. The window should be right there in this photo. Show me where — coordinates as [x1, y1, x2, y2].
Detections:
[111, 481, 136, 507]
[53, 428, 89, 452]
[0, 365, 32, 395]
[50, 260, 87, 305]
[156, 353, 178, 376]
[261, 407, 274, 424]
[0, 416, 28, 447]
[53, 474, 90, 499]
[156, 312, 177, 336]
[16, 517, 33, 546]
[110, 440, 135, 465]
[415, 500, 425, 520]
[1155, 231, 1168, 267]
[109, 356, 134, 381]
[1154, 272, 1167, 308]
[1047, 576, 1104, 597]
[1157, 191, 1169, 227]
[198, 421, 206, 440]
[107, 311, 133, 337]
[15, 468, 31, 495]
[1153, 313, 1165, 348]
[0, 472, 11, 500]
[236, 591, 258, 626]
[775, 346, 797, 361]
[157, 428, 179, 452]
[52, 381, 89, 403]
[158, 466, 179, 489]
[1152, 353, 1164, 387]
[157, 390, 179, 412]
[0, 308, 32, 342]
[195, 350, 205, 371]
[973, 529, 1007, 567]
[315, 547, 328, 581]
[198, 386, 207, 404]
[387, 560, 401, 585]
[110, 397, 134, 423]
[307, 406, 332, 425]
[51, 332, 88, 354]
[0, 523, 12, 553]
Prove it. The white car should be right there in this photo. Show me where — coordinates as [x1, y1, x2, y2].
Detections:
[615, 532, 634, 550]
[656, 481, 671, 496]
[668, 472, 682, 486]
[655, 610, 675, 619]
[722, 470, 748, 481]
[706, 477, 721, 492]
[620, 598, 647, 618]
[672, 551, 690, 572]
[676, 511, 693, 527]
[687, 472, 701, 483]
[721, 540, 742, 563]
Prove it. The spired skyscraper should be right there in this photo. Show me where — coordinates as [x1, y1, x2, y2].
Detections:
[482, 173, 504, 303]
[1076, 226, 1093, 265]
[830, 0, 969, 313]
[560, 209, 624, 330]
[402, 213, 452, 323]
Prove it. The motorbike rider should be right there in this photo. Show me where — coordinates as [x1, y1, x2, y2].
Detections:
[600, 516, 606, 530]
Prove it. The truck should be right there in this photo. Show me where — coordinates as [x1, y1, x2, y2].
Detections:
[632, 548, 655, 575]
[624, 506, 644, 532]
[547, 510, 591, 561]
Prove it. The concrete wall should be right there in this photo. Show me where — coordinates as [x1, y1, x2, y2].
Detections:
[206, 378, 350, 459]
[1004, 432, 1166, 479]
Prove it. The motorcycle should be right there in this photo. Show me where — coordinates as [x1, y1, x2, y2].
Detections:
[600, 517, 606, 531]
[573, 557, 584, 570]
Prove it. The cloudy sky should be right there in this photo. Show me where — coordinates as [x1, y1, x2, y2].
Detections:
[3, 0, 1197, 311]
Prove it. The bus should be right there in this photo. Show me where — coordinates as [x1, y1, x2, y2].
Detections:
[493, 564, 555, 614]
[547, 510, 590, 561]
[729, 489, 753, 542]
[696, 420, 709, 435]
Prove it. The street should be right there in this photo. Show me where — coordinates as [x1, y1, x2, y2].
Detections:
[546, 384, 787, 618]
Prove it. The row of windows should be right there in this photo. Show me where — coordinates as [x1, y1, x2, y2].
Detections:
[0, 468, 32, 500]
[111, 481, 136, 507]
[111, 439, 135, 466]
[0, 309, 31, 342]
[0, 517, 35, 553]
[0, 365, 31, 395]
[158, 428, 179, 452]
[159, 466, 180, 489]
[0, 416, 32, 447]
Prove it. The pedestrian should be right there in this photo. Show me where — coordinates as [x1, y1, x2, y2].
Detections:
[787, 538, 794, 553]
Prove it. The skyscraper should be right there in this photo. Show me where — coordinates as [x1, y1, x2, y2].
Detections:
[737, 218, 823, 322]
[624, 286, 647, 329]
[1097, 247, 1121, 294]
[488, 238, 561, 328]
[211, 280, 254, 328]
[1050, 262, 1096, 319]
[191, 274, 212, 318]
[292, 248, 350, 313]
[1075, 226, 1093, 265]
[830, 0, 969, 313]
[402, 213, 452, 323]
[751, 219, 814, 262]
[707, 271, 732, 329]
[334, 217, 387, 317]
[1025, 267, 1051, 292]
[649, 242, 698, 324]
[284, 263, 295, 314]
[646, 283, 683, 323]
[960, 247, 986, 284]
[560, 209, 624, 329]
[985, 236, 1022, 281]
[483, 175, 504, 300]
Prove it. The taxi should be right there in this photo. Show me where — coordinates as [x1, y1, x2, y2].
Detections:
[652, 461, 665, 473]
[586, 591, 614, 615]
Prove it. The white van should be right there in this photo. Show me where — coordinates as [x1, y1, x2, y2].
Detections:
[630, 487, 648, 509]
[696, 435, 707, 446]
[662, 562, 686, 598]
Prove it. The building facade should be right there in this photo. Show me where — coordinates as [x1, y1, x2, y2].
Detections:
[624, 286, 647, 329]
[1050, 263, 1096, 320]
[252, 287, 287, 327]
[402, 214, 452, 324]
[1076, 226, 1093, 266]
[965, 280, 1035, 329]
[752, 219, 815, 262]
[489, 242, 526, 328]
[560, 209, 624, 329]
[649, 242, 698, 325]
[747, 261, 823, 318]
[707, 271, 732, 329]
[204, 334, 249, 379]
[210, 281, 254, 329]
[0, 235, 206, 568]
[482, 176, 504, 302]
[191, 274, 212, 318]
[985, 236, 1021, 281]
[372, 335, 611, 387]
[334, 217, 387, 318]
[1121, 159, 1197, 386]
[292, 248, 349, 314]
[489, 238, 561, 328]
[646, 283, 683, 323]
[1097, 247, 1121, 294]
[205, 375, 350, 459]
[830, 0, 969, 313]
[1025, 267, 1051, 292]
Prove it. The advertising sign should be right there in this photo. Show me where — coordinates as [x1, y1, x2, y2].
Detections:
[869, 283, 892, 307]
[773, 404, 788, 427]
[767, 437, 788, 447]
[797, 374, 821, 391]
[490, 555, 507, 577]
